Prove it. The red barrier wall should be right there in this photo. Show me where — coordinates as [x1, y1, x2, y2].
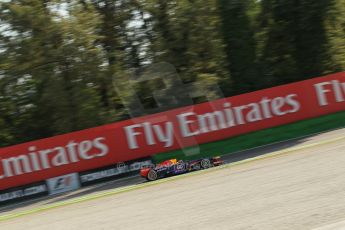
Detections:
[0, 72, 344, 190]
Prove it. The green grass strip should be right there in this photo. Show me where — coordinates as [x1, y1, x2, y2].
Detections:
[153, 111, 345, 162]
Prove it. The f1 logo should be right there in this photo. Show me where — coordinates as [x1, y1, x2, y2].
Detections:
[47, 173, 79, 195]
[54, 176, 72, 190]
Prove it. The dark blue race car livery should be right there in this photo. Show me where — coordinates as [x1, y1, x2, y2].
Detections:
[140, 157, 224, 181]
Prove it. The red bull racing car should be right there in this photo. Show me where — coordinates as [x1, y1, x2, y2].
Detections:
[140, 157, 224, 181]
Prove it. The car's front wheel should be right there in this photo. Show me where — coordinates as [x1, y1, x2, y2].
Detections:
[200, 159, 212, 169]
[147, 169, 158, 181]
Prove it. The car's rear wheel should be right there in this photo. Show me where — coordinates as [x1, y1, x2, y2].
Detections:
[147, 169, 158, 181]
[200, 159, 211, 169]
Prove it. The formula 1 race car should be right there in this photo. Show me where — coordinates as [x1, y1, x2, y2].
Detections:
[140, 157, 224, 181]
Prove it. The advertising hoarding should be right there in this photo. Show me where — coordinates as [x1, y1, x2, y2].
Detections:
[0, 72, 344, 190]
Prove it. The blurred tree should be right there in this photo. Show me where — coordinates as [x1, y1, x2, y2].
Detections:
[258, 0, 343, 86]
[142, 0, 231, 98]
[258, 0, 300, 86]
[218, 0, 261, 94]
[294, 0, 339, 78]
[0, 0, 106, 144]
[89, 0, 128, 118]
[0, 0, 344, 147]
[325, 0, 345, 72]
[89, 0, 155, 120]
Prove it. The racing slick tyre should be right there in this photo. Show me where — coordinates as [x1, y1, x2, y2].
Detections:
[176, 161, 186, 171]
[147, 169, 158, 181]
[200, 159, 212, 169]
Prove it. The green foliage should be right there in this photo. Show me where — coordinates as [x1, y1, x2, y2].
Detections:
[325, 0, 345, 72]
[0, 0, 106, 144]
[258, 0, 343, 86]
[0, 0, 344, 146]
[218, 0, 260, 94]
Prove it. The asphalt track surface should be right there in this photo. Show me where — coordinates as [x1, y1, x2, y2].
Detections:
[1, 128, 345, 230]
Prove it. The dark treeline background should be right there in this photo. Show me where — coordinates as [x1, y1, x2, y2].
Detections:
[0, 0, 344, 147]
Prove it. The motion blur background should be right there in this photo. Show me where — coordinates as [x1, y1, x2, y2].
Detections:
[0, 0, 344, 147]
